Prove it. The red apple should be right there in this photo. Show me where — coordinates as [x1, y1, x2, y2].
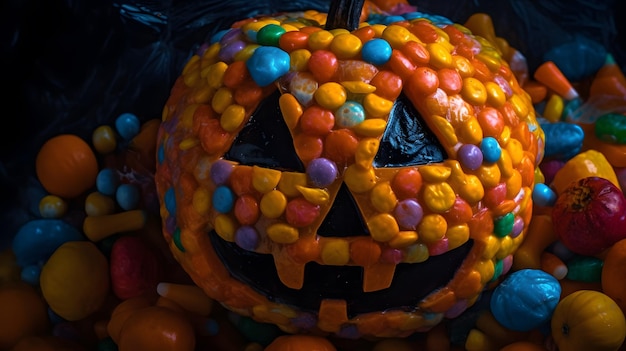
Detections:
[552, 176, 626, 256]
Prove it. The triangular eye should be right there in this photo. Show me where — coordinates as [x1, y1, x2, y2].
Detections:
[374, 94, 447, 167]
[224, 90, 305, 172]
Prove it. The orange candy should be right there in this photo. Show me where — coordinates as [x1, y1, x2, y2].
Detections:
[500, 341, 549, 351]
[117, 306, 196, 351]
[265, 335, 337, 351]
[0, 282, 50, 350]
[601, 239, 626, 312]
[35, 134, 99, 198]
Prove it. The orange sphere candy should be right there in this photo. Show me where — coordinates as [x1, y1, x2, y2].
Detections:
[265, 335, 337, 351]
[116, 306, 196, 351]
[35, 134, 99, 198]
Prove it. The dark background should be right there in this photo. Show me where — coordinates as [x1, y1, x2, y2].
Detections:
[1, 0, 625, 247]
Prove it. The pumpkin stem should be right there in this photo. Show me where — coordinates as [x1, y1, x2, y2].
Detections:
[325, 0, 366, 31]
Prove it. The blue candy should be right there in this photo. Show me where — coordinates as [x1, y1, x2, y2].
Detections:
[246, 46, 290, 87]
[480, 137, 501, 163]
[12, 219, 84, 267]
[213, 185, 235, 213]
[96, 168, 120, 196]
[532, 183, 557, 207]
[116, 183, 141, 210]
[335, 101, 365, 127]
[115, 112, 141, 141]
[541, 121, 584, 160]
[490, 269, 561, 331]
[164, 187, 177, 214]
[361, 38, 392, 65]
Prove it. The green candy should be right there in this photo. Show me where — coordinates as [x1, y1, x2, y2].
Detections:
[566, 256, 604, 282]
[256, 24, 286, 47]
[595, 113, 626, 144]
[494, 212, 515, 237]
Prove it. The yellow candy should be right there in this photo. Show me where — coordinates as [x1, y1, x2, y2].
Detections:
[352, 119, 387, 137]
[363, 93, 393, 118]
[180, 104, 198, 130]
[212, 87, 234, 114]
[370, 181, 397, 213]
[404, 243, 429, 263]
[202, 43, 220, 64]
[543, 94, 564, 123]
[417, 214, 447, 243]
[458, 116, 484, 145]
[296, 186, 330, 205]
[314, 82, 347, 110]
[505, 170, 523, 199]
[369, 24, 386, 37]
[388, 231, 418, 248]
[278, 93, 303, 130]
[92, 125, 117, 154]
[182, 55, 200, 75]
[252, 166, 281, 193]
[423, 183, 456, 212]
[481, 235, 500, 259]
[382, 25, 413, 49]
[453, 55, 475, 78]
[368, 213, 399, 242]
[189, 85, 214, 104]
[84, 192, 116, 217]
[277, 172, 307, 197]
[39, 195, 68, 218]
[484, 81, 506, 108]
[290, 49, 311, 72]
[267, 223, 299, 244]
[320, 239, 350, 265]
[179, 138, 199, 150]
[330, 33, 362, 59]
[446, 224, 470, 250]
[426, 42, 453, 69]
[214, 214, 236, 242]
[509, 94, 530, 120]
[496, 235, 513, 259]
[499, 125, 511, 146]
[344, 164, 376, 193]
[419, 165, 451, 182]
[308, 30, 334, 50]
[456, 174, 485, 204]
[234, 44, 260, 61]
[220, 104, 245, 132]
[192, 187, 211, 215]
[551, 149, 621, 193]
[476, 163, 502, 188]
[355, 138, 379, 169]
[205, 62, 228, 89]
[497, 149, 514, 178]
[341, 81, 376, 94]
[476, 51, 501, 72]
[461, 77, 487, 106]
[431, 115, 458, 147]
[260, 190, 287, 218]
[40, 241, 109, 321]
[183, 67, 201, 88]
[475, 259, 495, 283]
[281, 23, 299, 32]
[505, 139, 524, 166]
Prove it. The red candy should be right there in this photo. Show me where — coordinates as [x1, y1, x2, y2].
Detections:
[110, 236, 160, 300]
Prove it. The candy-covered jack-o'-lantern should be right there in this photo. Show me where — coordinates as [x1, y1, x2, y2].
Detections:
[155, 0, 544, 339]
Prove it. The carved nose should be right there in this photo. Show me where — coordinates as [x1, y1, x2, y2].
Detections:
[317, 182, 369, 237]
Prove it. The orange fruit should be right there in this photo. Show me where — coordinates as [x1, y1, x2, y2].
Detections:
[35, 134, 99, 198]
[117, 306, 196, 351]
[602, 238, 626, 312]
[0, 282, 49, 350]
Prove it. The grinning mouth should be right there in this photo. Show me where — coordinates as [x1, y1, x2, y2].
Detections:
[210, 231, 473, 317]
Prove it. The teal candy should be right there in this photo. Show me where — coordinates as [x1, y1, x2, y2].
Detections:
[490, 269, 561, 331]
[566, 256, 604, 282]
[335, 101, 365, 127]
[595, 113, 626, 144]
[361, 38, 392, 65]
[532, 183, 557, 207]
[493, 212, 514, 237]
[480, 137, 501, 163]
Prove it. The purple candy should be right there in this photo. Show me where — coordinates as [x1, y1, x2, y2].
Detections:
[394, 198, 423, 230]
[218, 40, 246, 62]
[458, 143, 483, 171]
[235, 226, 259, 251]
[511, 216, 524, 238]
[307, 158, 338, 188]
[219, 28, 242, 45]
[210, 159, 234, 185]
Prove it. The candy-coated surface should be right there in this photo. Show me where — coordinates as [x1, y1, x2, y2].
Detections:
[117, 306, 196, 351]
[154, 6, 543, 338]
[0, 282, 50, 350]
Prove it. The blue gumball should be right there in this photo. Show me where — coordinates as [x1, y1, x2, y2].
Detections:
[490, 269, 561, 331]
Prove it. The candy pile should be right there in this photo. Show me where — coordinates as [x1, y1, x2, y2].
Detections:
[1, 2, 626, 351]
